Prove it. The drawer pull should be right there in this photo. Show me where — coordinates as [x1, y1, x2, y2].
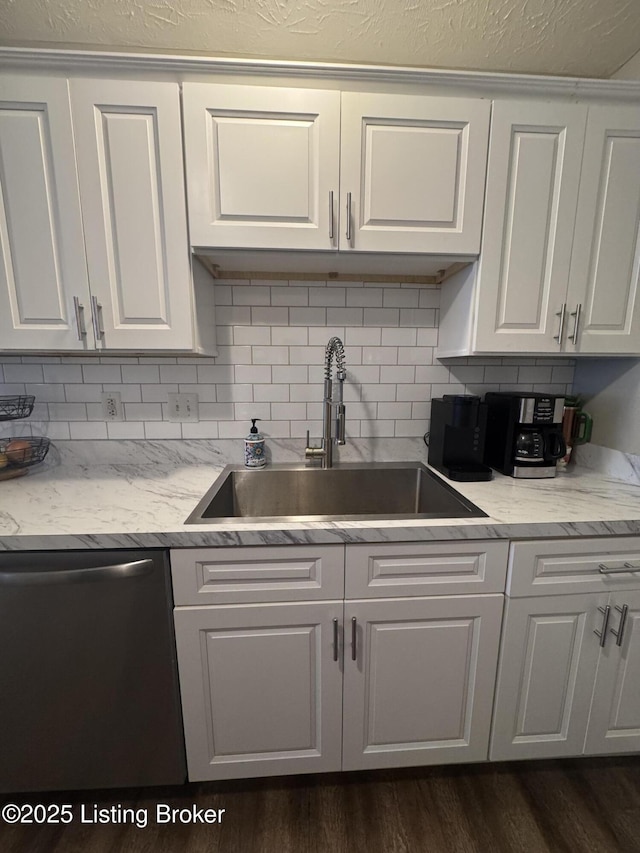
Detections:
[598, 562, 640, 574]
[332, 618, 339, 662]
[610, 604, 629, 647]
[594, 605, 610, 647]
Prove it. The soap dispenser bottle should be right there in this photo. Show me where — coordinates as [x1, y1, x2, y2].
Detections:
[244, 419, 266, 468]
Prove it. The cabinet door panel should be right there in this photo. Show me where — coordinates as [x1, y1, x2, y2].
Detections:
[174, 601, 343, 780]
[474, 101, 587, 353]
[567, 106, 640, 354]
[340, 92, 489, 254]
[183, 84, 340, 250]
[490, 594, 605, 761]
[71, 79, 193, 350]
[586, 590, 640, 754]
[0, 76, 92, 351]
[343, 595, 503, 770]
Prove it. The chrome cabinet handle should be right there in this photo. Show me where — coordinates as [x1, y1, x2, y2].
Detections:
[569, 303, 582, 344]
[91, 295, 105, 342]
[333, 617, 339, 662]
[594, 605, 610, 647]
[0, 559, 154, 587]
[346, 192, 352, 244]
[610, 604, 629, 647]
[554, 303, 566, 344]
[329, 190, 335, 241]
[351, 616, 357, 661]
[73, 296, 86, 341]
[599, 562, 640, 574]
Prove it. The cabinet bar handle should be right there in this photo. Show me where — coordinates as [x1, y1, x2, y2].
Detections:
[594, 605, 610, 647]
[568, 303, 582, 344]
[73, 296, 86, 341]
[332, 617, 339, 662]
[599, 562, 640, 574]
[91, 295, 105, 342]
[351, 616, 357, 661]
[329, 190, 335, 241]
[346, 192, 352, 244]
[554, 303, 566, 344]
[610, 604, 629, 647]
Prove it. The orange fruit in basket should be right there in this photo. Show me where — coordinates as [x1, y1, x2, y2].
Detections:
[5, 439, 33, 464]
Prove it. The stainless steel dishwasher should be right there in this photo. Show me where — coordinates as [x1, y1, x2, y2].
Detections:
[0, 549, 186, 793]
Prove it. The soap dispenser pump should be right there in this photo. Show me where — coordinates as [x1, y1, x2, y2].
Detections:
[244, 419, 266, 468]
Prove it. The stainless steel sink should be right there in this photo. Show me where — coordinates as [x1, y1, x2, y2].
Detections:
[185, 462, 487, 523]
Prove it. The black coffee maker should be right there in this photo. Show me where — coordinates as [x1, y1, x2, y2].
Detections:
[428, 395, 492, 481]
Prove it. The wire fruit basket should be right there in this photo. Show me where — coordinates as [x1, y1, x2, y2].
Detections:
[0, 395, 35, 421]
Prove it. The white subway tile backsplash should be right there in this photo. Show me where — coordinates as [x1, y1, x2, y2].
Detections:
[252, 345, 289, 365]
[107, 422, 145, 439]
[271, 286, 309, 306]
[252, 307, 289, 325]
[82, 365, 122, 383]
[141, 383, 178, 402]
[216, 384, 253, 402]
[1, 278, 574, 442]
[271, 326, 309, 346]
[347, 288, 382, 307]
[309, 287, 345, 307]
[383, 289, 419, 308]
[144, 422, 183, 439]
[70, 422, 109, 440]
[122, 365, 160, 384]
[3, 364, 44, 383]
[346, 327, 382, 346]
[254, 384, 290, 402]
[363, 308, 400, 327]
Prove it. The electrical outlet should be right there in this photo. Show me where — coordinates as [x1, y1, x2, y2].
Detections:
[101, 391, 123, 422]
[167, 392, 199, 423]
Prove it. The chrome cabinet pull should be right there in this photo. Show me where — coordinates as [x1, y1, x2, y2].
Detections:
[554, 303, 566, 344]
[329, 190, 335, 241]
[346, 192, 352, 244]
[599, 562, 640, 574]
[332, 618, 339, 662]
[73, 296, 86, 341]
[351, 616, 357, 661]
[90, 295, 105, 342]
[610, 604, 629, 647]
[594, 605, 610, 647]
[569, 303, 582, 344]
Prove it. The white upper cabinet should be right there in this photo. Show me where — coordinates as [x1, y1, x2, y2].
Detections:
[70, 79, 195, 351]
[182, 84, 490, 257]
[183, 84, 341, 251]
[0, 75, 93, 351]
[565, 106, 640, 355]
[472, 101, 587, 353]
[439, 98, 640, 357]
[339, 92, 490, 255]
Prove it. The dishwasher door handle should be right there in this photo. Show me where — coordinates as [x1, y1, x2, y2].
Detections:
[0, 558, 155, 586]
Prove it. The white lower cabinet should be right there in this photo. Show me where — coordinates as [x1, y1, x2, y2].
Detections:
[342, 594, 504, 770]
[171, 541, 507, 781]
[491, 587, 640, 761]
[174, 600, 344, 781]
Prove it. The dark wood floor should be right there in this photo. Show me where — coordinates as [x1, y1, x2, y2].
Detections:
[3, 758, 640, 853]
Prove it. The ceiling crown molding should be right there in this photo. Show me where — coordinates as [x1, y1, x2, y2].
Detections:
[1, 46, 640, 99]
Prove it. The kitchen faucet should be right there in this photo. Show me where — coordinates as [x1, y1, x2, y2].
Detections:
[305, 336, 346, 468]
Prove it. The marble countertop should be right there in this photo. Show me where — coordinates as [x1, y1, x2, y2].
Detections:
[1, 440, 640, 550]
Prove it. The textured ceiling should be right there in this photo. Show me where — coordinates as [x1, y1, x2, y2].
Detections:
[1, 0, 640, 78]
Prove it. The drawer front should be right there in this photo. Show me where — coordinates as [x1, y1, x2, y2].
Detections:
[345, 541, 509, 598]
[508, 537, 640, 598]
[170, 545, 344, 605]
